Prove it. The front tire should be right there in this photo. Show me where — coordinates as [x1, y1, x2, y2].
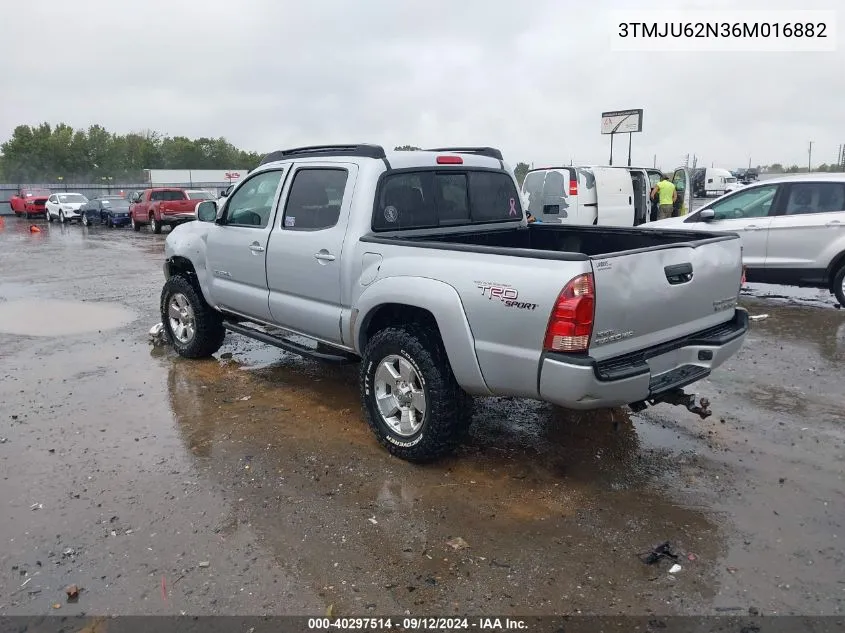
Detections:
[47, 211, 54, 223]
[59, 211, 65, 224]
[82, 214, 89, 227]
[150, 215, 162, 234]
[131, 215, 140, 232]
[160, 275, 225, 358]
[360, 324, 472, 462]
[833, 264, 845, 307]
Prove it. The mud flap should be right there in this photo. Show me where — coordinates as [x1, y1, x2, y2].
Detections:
[629, 388, 712, 420]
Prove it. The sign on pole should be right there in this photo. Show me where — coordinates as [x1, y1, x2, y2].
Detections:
[601, 109, 643, 166]
[601, 109, 643, 134]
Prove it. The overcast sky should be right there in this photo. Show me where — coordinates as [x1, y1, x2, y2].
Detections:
[4, 0, 843, 170]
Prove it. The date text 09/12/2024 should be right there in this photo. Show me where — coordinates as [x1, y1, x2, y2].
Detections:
[307, 617, 528, 630]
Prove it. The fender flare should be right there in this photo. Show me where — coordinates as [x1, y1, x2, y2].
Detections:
[164, 233, 213, 305]
[354, 276, 491, 396]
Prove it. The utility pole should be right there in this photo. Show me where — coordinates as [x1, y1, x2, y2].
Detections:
[808, 141, 813, 172]
[609, 133, 614, 166]
[748, 156, 752, 169]
[653, 154, 657, 168]
[627, 132, 632, 167]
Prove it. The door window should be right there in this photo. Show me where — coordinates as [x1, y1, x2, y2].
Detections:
[706, 184, 778, 220]
[783, 182, 845, 215]
[672, 169, 687, 194]
[225, 170, 284, 228]
[281, 168, 349, 231]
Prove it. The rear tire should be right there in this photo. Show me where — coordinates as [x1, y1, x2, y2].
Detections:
[360, 324, 472, 462]
[833, 264, 845, 307]
[160, 275, 226, 358]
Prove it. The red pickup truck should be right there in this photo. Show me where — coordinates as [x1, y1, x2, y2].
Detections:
[130, 188, 198, 233]
[10, 188, 51, 218]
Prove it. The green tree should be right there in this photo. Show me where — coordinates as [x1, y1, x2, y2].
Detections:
[513, 162, 530, 185]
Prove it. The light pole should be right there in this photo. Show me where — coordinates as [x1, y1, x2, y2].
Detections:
[57, 176, 64, 192]
[808, 141, 813, 172]
[102, 176, 113, 194]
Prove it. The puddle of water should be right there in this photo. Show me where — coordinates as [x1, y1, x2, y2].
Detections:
[0, 297, 137, 336]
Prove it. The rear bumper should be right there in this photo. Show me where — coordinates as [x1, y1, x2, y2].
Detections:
[161, 213, 195, 223]
[538, 308, 749, 410]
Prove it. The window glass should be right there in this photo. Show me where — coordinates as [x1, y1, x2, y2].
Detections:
[434, 173, 469, 223]
[150, 190, 187, 202]
[707, 184, 778, 220]
[226, 170, 283, 228]
[282, 168, 348, 230]
[521, 171, 546, 215]
[375, 172, 437, 230]
[374, 169, 522, 230]
[469, 171, 523, 222]
[648, 172, 661, 188]
[784, 183, 845, 215]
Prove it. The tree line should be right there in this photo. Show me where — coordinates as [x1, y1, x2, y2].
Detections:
[0, 123, 264, 183]
[5, 124, 837, 185]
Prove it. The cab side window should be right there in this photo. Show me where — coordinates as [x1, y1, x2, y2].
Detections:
[225, 170, 284, 228]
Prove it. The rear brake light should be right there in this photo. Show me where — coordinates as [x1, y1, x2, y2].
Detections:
[436, 155, 463, 164]
[568, 180, 578, 196]
[543, 273, 595, 353]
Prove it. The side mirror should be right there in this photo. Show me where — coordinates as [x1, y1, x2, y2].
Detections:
[699, 209, 716, 221]
[196, 200, 217, 222]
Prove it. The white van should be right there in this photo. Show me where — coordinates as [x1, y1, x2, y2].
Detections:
[521, 165, 663, 226]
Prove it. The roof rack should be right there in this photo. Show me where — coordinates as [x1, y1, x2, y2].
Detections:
[423, 147, 504, 161]
[259, 144, 386, 165]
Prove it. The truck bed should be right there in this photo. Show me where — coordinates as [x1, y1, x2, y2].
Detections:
[363, 223, 733, 259]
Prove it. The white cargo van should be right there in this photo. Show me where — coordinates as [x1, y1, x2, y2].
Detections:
[522, 165, 663, 226]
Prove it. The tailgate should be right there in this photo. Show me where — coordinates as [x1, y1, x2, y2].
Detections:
[588, 236, 742, 361]
[163, 200, 195, 214]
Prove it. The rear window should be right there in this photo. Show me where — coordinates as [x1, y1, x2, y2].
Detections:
[373, 169, 521, 231]
[150, 190, 187, 201]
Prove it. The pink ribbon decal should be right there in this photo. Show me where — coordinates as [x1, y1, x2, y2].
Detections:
[508, 198, 517, 216]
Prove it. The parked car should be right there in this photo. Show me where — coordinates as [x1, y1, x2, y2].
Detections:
[129, 188, 197, 233]
[45, 192, 89, 223]
[80, 196, 132, 227]
[9, 188, 51, 217]
[159, 143, 748, 462]
[646, 173, 845, 305]
[185, 189, 216, 201]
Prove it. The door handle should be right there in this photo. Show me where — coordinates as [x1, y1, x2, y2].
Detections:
[249, 242, 265, 253]
[665, 262, 693, 285]
[314, 252, 336, 262]
[743, 225, 762, 231]
[826, 220, 842, 228]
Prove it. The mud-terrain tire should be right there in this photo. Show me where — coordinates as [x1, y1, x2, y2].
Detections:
[160, 275, 225, 358]
[833, 264, 845, 307]
[150, 214, 162, 234]
[360, 324, 472, 462]
[131, 215, 140, 231]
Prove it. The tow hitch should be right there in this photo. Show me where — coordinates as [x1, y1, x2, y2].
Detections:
[629, 389, 712, 420]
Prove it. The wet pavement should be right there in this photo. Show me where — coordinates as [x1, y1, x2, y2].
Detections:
[0, 216, 843, 617]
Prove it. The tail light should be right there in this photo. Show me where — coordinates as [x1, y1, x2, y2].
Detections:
[568, 179, 578, 196]
[543, 273, 595, 353]
[436, 155, 463, 164]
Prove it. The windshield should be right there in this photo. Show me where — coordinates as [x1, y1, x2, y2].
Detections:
[726, 177, 737, 183]
[24, 189, 51, 197]
[101, 198, 130, 209]
[186, 191, 214, 200]
[58, 194, 88, 203]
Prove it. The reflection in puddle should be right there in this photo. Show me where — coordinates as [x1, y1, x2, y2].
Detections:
[0, 297, 137, 336]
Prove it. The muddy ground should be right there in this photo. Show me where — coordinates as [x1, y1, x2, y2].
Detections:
[0, 217, 843, 618]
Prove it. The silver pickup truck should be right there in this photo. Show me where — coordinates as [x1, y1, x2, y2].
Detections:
[160, 144, 749, 462]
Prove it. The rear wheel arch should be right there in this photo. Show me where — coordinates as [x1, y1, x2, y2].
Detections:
[359, 303, 441, 353]
[826, 250, 845, 291]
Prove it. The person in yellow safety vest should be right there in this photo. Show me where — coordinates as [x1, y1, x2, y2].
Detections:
[650, 174, 677, 220]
